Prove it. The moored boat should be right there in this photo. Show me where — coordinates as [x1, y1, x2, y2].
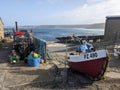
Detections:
[68, 49, 109, 80]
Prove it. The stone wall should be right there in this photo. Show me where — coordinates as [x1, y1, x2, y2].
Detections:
[0, 19, 4, 40]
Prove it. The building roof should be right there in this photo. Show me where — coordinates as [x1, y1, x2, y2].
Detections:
[0, 17, 4, 25]
[106, 16, 120, 20]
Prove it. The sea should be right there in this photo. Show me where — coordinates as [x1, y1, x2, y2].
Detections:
[5, 27, 104, 42]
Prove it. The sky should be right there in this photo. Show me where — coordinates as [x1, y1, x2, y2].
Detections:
[0, 0, 120, 26]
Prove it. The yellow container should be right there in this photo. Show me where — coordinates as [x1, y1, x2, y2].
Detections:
[33, 53, 39, 58]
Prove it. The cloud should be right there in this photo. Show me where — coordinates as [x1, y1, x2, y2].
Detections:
[52, 0, 120, 24]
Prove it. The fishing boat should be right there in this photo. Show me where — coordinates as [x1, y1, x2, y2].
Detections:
[67, 49, 109, 80]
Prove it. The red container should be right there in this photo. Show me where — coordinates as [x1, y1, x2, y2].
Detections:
[15, 31, 25, 35]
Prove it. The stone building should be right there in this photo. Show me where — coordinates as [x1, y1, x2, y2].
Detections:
[0, 17, 4, 40]
[104, 16, 120, 42]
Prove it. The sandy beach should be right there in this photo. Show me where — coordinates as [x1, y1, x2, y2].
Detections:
[48, 41, 120, 89]
[0, 38, 120, 90]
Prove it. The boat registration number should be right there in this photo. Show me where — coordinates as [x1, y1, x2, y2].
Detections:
[84, 52, 98, 59]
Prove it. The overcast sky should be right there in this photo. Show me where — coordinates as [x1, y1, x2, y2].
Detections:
[0, 0, 120, 26]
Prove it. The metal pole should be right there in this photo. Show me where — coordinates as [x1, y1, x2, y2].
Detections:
[65, 39, 68, 83]
[65, 39, 67, 70]
[15, 21, 18, 31]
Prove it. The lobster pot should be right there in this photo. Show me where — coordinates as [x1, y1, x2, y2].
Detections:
[28, 55, 41, 67]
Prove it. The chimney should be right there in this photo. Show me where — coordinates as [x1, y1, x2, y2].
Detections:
[15, 21, 18, 31]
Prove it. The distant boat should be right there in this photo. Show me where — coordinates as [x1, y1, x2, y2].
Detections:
[68, 49, 109, 80]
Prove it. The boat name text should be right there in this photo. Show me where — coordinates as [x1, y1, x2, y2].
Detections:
[84, 52, 98, 59]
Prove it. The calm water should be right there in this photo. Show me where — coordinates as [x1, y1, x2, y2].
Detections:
[5, 27, 104, 42]
[30, 28, 104, 42]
